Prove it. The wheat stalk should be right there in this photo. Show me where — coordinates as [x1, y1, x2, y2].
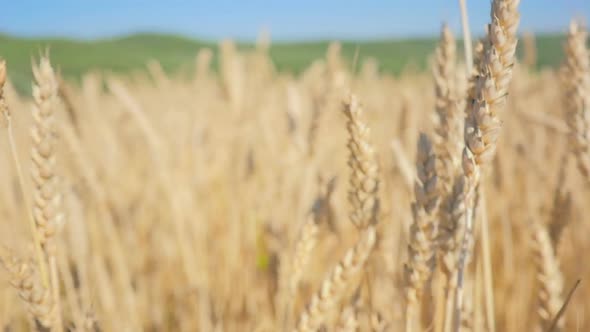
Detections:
[294, 226, 376, 332]
[30, 56, 64, 330]
[433, 25, 463, 195]
[531, 222, 565, 331]
[562, 21, 590, 180]
[279, 214, 319, 330]
[405, 133, 441, 331]
[454, 1, 520, 329]
[343, 94, 380, 230]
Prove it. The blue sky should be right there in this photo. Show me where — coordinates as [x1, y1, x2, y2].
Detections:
[1, 1, 589, 41]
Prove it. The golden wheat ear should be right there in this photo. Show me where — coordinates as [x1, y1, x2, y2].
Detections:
[562, 21, 590, 181]
[31, 55, 64, 331]
[453, 1, 521, 330]
[433, 24, 463, 195]
[343, 94, 380, 231]
[278, 214, 319, 330]
[531, 222, 565, 331]
[404, 133, 440, 331]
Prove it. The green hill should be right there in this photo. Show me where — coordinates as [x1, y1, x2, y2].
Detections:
[0, 32, 569, 93]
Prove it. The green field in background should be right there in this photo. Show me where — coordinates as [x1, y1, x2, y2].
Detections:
[0, 32, 568, 93]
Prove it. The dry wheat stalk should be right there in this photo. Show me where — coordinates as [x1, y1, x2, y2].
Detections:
[562, 21, 590, 180]
[279, 214, 319, 329]
[437, 175, 468, 332]
[0, 247, 56, 328]
[31, 56, 64, 330]
[343, 94, 379, 230]
[405, 133, 440, 330]
[31, 56, 62, 255]
[294, 226, 376, 332]
[342, 93, 380, 331]
[433, 25, 463, 194]
[2, 60, 56, 320]
[289, 215, 320, 300]
[455, 0, 520, 329]
[531, 222, 565, 331]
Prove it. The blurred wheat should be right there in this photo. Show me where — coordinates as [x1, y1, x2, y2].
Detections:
[0, 2, 589, 331]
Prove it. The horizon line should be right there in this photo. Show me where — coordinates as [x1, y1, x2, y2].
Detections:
[0, 28, 571, 45]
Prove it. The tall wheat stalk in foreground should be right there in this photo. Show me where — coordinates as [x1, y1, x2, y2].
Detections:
[454, 0, 520, 330]
[562, 21, 590, 181]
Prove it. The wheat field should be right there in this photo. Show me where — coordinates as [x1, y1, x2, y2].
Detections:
[0, 1, 589, 331]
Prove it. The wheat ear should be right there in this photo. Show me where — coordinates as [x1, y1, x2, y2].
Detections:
[433, 25, 463, 194]
[293, 226, 376, 332]
[405, 133, 440, 331]
[343, 94, 380, 230]
[455, 1, 520, 330]
[1, 62, 56, 327]
[562, 21, 590, 180]
[532, 222, 565, 331]
[280, 214, 319, 329]
[289, 216, 319, 297]
[0, 247, 56, 328]
[31, 56, 64, 330]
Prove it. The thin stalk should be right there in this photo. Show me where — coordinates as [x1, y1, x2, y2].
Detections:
[459, 0, 474, 75]
[480, 188, 495, 332]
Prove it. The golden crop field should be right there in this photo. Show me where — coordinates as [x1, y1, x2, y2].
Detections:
[0, 1, 589, 331]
